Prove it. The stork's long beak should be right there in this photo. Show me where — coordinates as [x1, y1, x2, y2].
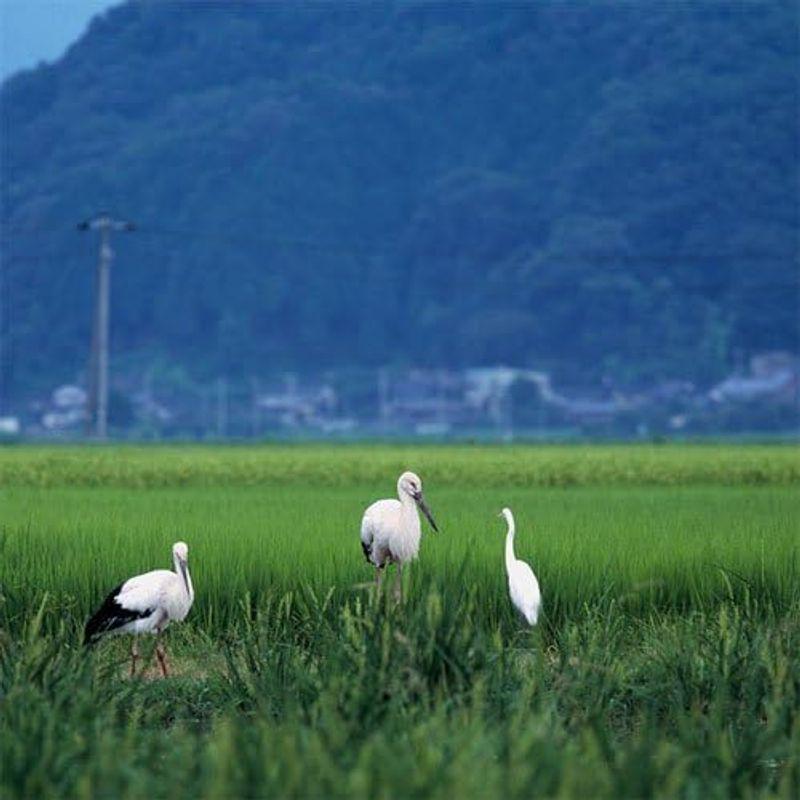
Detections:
[415, 492, 439, 533]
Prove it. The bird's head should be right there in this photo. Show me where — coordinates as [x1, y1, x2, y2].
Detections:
[398, 471, 422, 499]
[172, 541, 189, 563]
[498, 507, 515, 531]
[398, 471, 439, 533]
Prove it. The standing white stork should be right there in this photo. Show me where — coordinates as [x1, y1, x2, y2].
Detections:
[84, 541, 195, 677]
[499, 508, 541, 626]
[360, 471, 439, 600]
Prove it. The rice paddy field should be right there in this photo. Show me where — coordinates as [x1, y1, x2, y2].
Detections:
[1, 444, 799, 799]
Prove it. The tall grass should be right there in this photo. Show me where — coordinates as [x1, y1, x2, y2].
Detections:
[1, 485, 797, 636]
[1, 445, 799, 798]
[0, 442, 798, 487]
[2, 588, 799, 798]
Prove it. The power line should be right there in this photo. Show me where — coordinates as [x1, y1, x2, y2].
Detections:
[1, 221, 797, 264]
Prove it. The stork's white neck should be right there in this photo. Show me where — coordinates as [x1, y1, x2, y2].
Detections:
[399, 489, 422, 536]
[399, 488, 415, 507]
[173, 553, 195, 603]
[184, 565, 195, 604]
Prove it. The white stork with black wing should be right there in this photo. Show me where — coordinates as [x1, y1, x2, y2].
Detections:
[84, 541, 194, 677]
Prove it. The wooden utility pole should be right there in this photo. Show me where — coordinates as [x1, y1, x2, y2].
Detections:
[78, 214, 135, 438]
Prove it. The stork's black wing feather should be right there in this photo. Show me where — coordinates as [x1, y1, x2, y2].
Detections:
[83, 582, 155, 645]
[361, 540, 372, 563]
[361, 539, 386, 568]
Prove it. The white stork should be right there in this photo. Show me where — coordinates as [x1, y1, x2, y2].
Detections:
[499, 508, 541, 626]
[84, 541, 195, 677]
[360, 471, 439, 600]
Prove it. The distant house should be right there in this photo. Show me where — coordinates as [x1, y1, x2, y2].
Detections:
[709, 352, 799, 405]
[0, 416, 20, 436]
[52, 385, 87, 409]
[380, 369, 478, 429]
[467, 368, 639, 424]
[256, 377, 342, 429]
[382, 367, 641, 429]
[41, 384, 87, 431]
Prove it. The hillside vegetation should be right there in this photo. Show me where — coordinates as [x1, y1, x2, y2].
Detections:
[2, 2, 797, 394]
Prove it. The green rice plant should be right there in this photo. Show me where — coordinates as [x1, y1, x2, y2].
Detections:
[0, 443, 798, 488]
[1, 445, 798, 798]
[2, 589, 798, 799]
[0, 483, 796, 637]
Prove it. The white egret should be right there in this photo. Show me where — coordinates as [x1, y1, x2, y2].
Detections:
[360, 471, 439, 600]
[499, 508, 541, 625]
[84, 541, 195, 677]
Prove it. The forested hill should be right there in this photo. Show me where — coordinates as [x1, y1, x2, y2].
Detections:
[2, 1, 797, 396]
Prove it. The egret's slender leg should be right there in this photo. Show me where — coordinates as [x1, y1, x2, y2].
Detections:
[129, 639, 139, 677]
[375, 567, 383, 589]
[155, 634, 170, 678]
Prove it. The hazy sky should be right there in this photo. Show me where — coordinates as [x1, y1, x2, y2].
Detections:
[1, 0, 117, 80]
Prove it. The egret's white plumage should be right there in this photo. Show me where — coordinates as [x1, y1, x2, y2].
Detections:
[500, 508, 541, 626]
[84, 541, 194, 676]
[360, 471, 439, 599]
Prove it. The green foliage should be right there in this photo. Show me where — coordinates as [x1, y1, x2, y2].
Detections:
[2, 3, 797, 392]
[2, 593, 799, 797]
[0, 443, 798, 488]
[0, 445, 798, 797]
[1, 477, 798, 634]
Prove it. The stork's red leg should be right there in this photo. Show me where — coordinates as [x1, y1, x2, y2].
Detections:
[130, 639, 139, 677]
[155, 635, 170, 678]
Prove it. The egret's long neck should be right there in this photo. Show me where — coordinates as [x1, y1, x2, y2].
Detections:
[505, 520, 516, 572]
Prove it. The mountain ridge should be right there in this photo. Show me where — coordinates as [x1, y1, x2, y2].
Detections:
[2, 1, 797, 399]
